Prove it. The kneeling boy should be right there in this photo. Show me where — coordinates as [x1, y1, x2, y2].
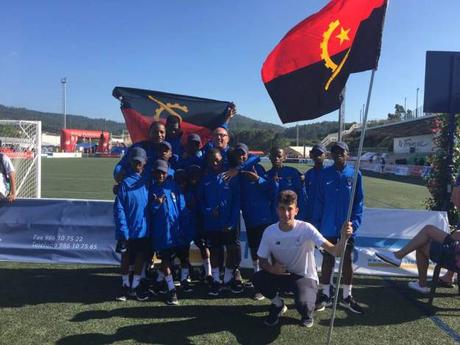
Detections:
[253, 190, 352, 327]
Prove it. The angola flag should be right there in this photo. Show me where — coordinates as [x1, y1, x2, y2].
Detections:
[262, 0, 387, 123]
[112, 87, 231, 143]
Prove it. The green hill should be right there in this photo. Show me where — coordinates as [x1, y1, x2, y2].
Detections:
[0, 105, 125, 135]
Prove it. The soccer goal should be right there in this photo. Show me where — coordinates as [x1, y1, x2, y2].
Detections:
[0, 120, 42, 198]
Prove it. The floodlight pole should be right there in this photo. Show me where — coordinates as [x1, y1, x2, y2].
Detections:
[327, 69, 376, 345]
[61, 77, 67, 129]
[416, 87, 419, 117]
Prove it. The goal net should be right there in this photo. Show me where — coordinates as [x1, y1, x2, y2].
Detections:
[0, 120, 41, 198]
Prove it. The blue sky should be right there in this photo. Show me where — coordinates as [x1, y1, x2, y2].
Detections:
[1, 0, 459, 128]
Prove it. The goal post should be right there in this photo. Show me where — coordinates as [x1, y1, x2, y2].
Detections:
[0, 120, 42, 198]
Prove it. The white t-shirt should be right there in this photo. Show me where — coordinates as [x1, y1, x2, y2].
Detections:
[0, 153, 15, 198]
[257, 220, 327, 282]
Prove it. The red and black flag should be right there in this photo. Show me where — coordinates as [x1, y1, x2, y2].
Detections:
[262, 0, 387, 123]
[112, 87, 231, 143]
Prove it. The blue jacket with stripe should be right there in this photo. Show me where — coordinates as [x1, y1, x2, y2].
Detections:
[150, 179, 193, 250]
[240, 164, 274, 228]
[312, 164, 364, 238]
[198, 170, 240, 232]
[266, 165, 307, 221]
[113, 172, 149, 240]
[304, 166, 325, 223]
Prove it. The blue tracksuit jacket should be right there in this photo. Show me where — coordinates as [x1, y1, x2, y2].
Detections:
[198, 170, 240, 232]
[173, 151, 205, 170]
[266, 165, 307, 221]
[312, 164, 364, 238]
[304, 166, 325, 223]
[150, 179, 193, 251]
[113, 172, 149, 240]
[240, 164, 274, 228]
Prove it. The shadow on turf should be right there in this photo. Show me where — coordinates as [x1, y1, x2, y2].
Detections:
[0, 266, 125, 307]
[58, 304, 284, 345]
[0, 265, 258, 308]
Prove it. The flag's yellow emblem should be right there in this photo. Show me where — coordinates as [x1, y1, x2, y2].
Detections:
[320, 20, 351, 91]
[148, 95, 189, 122]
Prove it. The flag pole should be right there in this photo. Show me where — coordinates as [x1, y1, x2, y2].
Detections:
[338, 87, 346, 142]
[326, 68, 376, 345]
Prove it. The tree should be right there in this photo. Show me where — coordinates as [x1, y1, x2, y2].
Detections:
[425, 114, 460, 226]
[387, 104, 405, 121]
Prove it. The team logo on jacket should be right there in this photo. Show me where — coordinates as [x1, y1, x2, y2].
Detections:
[347, 176, 353, 186]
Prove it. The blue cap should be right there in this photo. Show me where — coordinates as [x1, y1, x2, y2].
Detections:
[152, 159, 169, 173]
[129, 147, 147, 163]
[187, 164, 202, 174]
[235, 143, 249, 154]
[188, 133, 201, 143]
[311, 144, 327, 154]
[159, 141, 172, 151]
[331, 141, 349, 152]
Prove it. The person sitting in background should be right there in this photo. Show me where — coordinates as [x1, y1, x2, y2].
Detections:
[375, 225, 459, 293]
[0, 150, 16, 203]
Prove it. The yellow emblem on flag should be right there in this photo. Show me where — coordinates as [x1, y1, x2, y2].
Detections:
[320, 20, 351, 91]
[147, 95, 189, 122]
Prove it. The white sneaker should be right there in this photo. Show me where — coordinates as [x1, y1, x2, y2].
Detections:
[375, 249, 402, 267]
[408, 280, 430, 294]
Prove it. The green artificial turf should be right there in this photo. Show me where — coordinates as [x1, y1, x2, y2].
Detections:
[41, 158, 430, 210]
[0, 262, 458, 345]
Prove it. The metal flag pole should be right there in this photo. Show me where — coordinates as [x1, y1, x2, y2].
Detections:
[338, 87, 346, 142]
[327, 69, 376, 345]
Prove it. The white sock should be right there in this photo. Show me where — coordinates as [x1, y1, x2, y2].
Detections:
[342, 284, 352, 299]
[322, 284, 330, 297]
[156, 271, 165, 282]
[181, 268, 190, 281]
[122, 274, 130, 287]
[252, 260, 260, 273]
[271, 294, 283, 307]
[132, 275, 141, 289]
[165, 274, 175, 291]
[212, 267, 220, 282]
[224, 268, 233, 284]
[203, 258, 211, 276]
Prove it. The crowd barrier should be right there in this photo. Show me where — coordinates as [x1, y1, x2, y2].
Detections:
[0, 199, 449, 276]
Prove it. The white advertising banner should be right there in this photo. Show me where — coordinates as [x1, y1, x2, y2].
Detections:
[0, 200, 449, 277]
[393, 134, 435, 153]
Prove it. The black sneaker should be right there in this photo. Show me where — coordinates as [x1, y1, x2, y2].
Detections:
[300, 316, 314, 328]
[340, 296, 363, 314]
[230, 279, 244, 294]
[150, 281, 168, 295]
[208, 281, 222, 296]
[264, 301, 287, 326]
[115, 285, 130, 301]
[181, 280, 193, 293]
[315, 293, 332, 312]
[133, 285, 150, 301]
[166, 289, 179, 305]
[205, 275, 214, 287]
[245, 280, 254, 288]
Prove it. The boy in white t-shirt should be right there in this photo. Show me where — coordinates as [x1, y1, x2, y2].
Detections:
[253, 190, 352, 328]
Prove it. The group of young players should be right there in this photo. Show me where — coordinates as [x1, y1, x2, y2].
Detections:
[112, 107, 365, 326]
